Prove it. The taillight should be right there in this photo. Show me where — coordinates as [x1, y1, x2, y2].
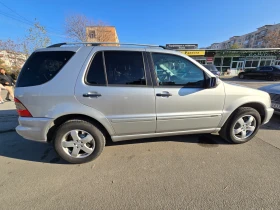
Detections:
[14, 98, 32, 117]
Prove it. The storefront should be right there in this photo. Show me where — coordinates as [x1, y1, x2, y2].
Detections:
[178, 48, 280, 73]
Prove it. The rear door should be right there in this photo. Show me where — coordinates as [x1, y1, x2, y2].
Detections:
[259, 66, 273, 79]
[75, 49, 156, 136]
[246, 67, 260, 78]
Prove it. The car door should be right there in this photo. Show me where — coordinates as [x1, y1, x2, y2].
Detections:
[148, 51, 225, 133]
[75, 49, 156, 136]
[260, 66, 273, 79]
[245, 67, 259, 78]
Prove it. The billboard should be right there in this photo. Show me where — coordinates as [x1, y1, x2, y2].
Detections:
[166, 44, 198, 50]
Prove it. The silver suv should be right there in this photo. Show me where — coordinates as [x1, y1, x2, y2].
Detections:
[15, 43, 274, 164]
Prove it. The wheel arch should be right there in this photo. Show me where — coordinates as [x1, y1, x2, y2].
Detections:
[220, 102, 266, 128]
[47, 114, 113, 142]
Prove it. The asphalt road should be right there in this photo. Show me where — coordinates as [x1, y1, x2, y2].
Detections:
[0, 77, 280, 210]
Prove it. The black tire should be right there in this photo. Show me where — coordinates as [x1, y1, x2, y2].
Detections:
[267, 75, 277, 81]
[54, 119, 105, 164]
[219, 107, 261, 144]
[238, 73, 245, 79]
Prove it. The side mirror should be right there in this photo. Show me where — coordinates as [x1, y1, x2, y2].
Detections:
[208, 76, 220, 88]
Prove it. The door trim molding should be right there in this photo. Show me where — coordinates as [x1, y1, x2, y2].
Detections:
[112, 128, 220, 142]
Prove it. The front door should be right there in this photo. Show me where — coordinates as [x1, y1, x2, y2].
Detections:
[149, 52, 225, 133]
[75, 50, 156, 136]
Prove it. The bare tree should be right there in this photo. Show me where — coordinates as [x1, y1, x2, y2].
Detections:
[65, 14, 114, 43]
[23, 20, 51, 56]
[264, 28, 280, 48]
[65, 14, 90, 42]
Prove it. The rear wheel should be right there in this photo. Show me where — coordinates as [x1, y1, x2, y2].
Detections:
[54, 119, 105, 164]
[219, 107, 261, 144]
[238, 73, 245, 79]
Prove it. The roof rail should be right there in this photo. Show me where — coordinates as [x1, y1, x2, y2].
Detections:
[47, 42, 166, 49]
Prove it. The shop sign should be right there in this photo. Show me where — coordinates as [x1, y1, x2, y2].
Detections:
[166, 44, 198, 50]
[180, 51, 205, 56]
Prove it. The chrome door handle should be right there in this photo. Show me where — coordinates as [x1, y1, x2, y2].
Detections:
[83, 92, 102, 97]
[156, 91, 172, 97]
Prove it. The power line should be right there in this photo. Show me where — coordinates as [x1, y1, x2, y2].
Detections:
[0, 10, 34, 27]
[0, 1, 66, 38]
[0, 0, 33, 24]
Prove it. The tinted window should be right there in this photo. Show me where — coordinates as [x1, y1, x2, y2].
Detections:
[17, 51, 75, 87]
[260, 66, 273, 71]
[203, 65, 218, 71]
[104, 51, 146, 85]
[86, 52, 106, 85]
[152, 53, 204, 87]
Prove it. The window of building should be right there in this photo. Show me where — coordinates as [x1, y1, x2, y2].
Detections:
[104, 51, 146, 85]
[152, 53, 204, 87]
[214, 57, 222, 66]
[89, 30, 96, 39]
[86, 52, 106, 85]
[223, 57, 232, 66]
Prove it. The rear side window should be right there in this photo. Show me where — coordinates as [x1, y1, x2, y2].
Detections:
[104, 51, 146, 85]
[17, 51, 75, 87]
[86, 52, 106, 85]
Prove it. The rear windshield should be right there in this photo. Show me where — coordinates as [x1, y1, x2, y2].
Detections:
[16, 51, 75, 87]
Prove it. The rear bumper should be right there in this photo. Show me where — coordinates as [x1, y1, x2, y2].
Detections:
[263, 108, 274, 124]
[16, 117, 53, 142]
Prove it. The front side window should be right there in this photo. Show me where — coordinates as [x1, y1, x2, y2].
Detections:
[152, 53, 205, 87]
[104, 51, 146, 85]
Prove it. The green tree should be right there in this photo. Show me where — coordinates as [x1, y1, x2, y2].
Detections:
[23, 20, 51, 56]
[230, 43, 241, 49]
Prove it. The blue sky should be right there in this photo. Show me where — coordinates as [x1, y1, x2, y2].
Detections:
[0, 0, 280, 47]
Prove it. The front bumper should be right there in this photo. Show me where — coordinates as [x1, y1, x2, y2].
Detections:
[16, 117, 53, 142]
[263, 108, 274, 124]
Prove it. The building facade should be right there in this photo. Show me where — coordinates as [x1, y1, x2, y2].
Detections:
[86, 26, 119, 43]
[209, 24, 280, 49]
[179, 48, 280, 73]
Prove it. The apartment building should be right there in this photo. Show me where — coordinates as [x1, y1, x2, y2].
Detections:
[209, 23, 280, 49]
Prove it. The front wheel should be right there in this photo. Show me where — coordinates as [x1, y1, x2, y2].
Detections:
[219, 107, 261, 144]
[54, 119, 106, 164]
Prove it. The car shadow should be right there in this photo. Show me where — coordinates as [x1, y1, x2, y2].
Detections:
[0, 131, 67, 164]
[106, 133, 230, 147]
[0, 130, 230, 164]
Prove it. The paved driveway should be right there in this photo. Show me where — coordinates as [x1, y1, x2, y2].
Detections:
[0, 79, 280, 209]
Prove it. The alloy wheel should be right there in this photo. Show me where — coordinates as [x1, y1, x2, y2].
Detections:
[232, 115, 256, 141]
[61, 130, 95, 158]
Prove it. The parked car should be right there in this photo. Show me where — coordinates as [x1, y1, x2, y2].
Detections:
[238, 66, 280, 80]
[15, 43, 274, 164]
[203, 64, 221, 77]
[259, 83, 280, 114]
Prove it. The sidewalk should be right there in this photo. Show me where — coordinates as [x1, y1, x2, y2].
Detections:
[0, 90, 18, 132]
